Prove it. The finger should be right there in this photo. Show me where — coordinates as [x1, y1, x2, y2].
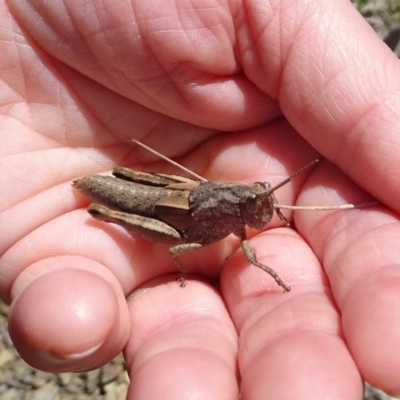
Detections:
[221, 228, 363, 398]
[242, 0, 400, 210]
[7, 256, 130, 372]
[8, 0, 277, 130]
[296, 161, 400, 394]
[0, 208, 184, 303]
[123, 278, 238, 399]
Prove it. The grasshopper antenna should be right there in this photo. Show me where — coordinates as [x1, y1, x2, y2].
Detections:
[269, 159, 320, 193]
[132, 139, 207, 182]
[271, 158, 378, 211]
[276, 201, 378, 211]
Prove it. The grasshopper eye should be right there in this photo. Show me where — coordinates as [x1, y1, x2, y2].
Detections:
[246, 193, 258, 213]
[242, 182, 265, 212]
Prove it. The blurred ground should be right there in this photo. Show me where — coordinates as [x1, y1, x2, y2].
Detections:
[1, 1, 400, 399]
[353, 0, 400, 55]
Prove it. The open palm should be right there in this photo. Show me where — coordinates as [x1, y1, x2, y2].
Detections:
[2, 0, 400, 398]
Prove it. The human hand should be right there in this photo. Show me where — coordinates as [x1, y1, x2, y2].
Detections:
[2, 0, 400, 398]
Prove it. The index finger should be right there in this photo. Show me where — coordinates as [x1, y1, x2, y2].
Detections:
[243, 0, 400, 211]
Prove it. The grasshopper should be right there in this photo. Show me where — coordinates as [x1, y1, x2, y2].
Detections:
[72, 140, 376, 292]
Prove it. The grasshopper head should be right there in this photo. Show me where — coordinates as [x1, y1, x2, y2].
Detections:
[239, 182, 275, 230]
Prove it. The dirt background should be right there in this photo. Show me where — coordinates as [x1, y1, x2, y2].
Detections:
[1, 1, 400, 399]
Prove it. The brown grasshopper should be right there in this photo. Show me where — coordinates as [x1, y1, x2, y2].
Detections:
[72, 140, 376, 292]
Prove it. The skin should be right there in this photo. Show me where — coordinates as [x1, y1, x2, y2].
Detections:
[1, 0, 400, 398]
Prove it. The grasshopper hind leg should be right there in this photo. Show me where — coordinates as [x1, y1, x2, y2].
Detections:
[87, 204, 183, 244]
